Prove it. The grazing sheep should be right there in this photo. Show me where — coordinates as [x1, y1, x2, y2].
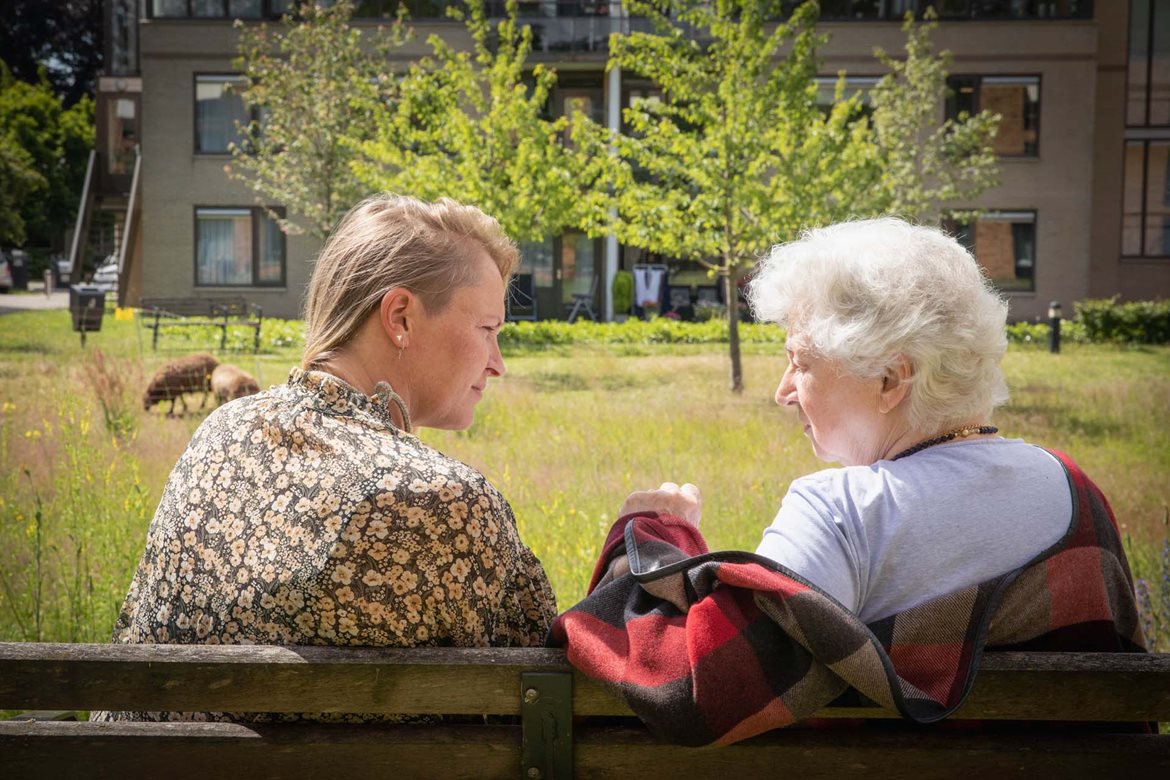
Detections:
[211, 364, 261, 405]
[142, 353, 219, 416]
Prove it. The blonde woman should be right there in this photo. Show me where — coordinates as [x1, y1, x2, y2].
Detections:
[96, 195, 555, 722]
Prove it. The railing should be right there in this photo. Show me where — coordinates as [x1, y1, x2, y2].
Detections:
[144, 0, 1093, 22]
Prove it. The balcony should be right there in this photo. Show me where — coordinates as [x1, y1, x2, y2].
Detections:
[144, 0, 1093, 22]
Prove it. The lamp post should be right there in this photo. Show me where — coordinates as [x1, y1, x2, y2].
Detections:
[1048, 301, 1062, 354]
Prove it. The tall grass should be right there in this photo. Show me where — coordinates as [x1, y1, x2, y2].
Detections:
[1, 310, 1168, 648]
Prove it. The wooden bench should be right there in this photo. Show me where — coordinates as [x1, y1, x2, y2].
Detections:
[1, 643, 1168, 778]
[139, 296, 263, 353]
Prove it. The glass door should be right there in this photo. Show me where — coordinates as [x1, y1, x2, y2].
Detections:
[520, 239, 559, 320]
[561, 232, 599, 315]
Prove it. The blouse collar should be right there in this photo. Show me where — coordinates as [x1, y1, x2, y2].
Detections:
[287, 368, 413, 434]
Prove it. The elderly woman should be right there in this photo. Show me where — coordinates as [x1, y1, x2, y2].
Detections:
[95, 195, 555, 722]
[552, 218, 1144, 745]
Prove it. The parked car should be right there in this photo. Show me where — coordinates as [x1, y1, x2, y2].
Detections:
[91, 258, 119, 292]
[0, 250, 14, 293]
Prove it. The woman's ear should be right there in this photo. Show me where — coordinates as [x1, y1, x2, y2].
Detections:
[378, 287, 415, 346]
[878, 354, 913, 414]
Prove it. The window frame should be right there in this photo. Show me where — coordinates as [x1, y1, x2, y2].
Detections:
[946, 74, 1042, 159]
[948, 210, 1039, 294]
[1122, 139, 1170, 260]
[193, 205, 287, 289]
[1126, 0, 1170, 129]
[194, 73, 258, 155]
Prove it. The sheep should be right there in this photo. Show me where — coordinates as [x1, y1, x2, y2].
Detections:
[211, 363, 261, 405]
[142, 353, 219, 416]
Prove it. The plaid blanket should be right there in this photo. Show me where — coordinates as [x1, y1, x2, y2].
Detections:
[548, 450, 1146, 746]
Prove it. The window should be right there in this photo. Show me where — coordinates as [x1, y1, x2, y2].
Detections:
[815, 76, 879, 113]
[1123, 141, 1170, 258]
[929, 1, 1091, 18]
[195, 75, 254, 154]
[947, 76, 1040, 157]
[949, 211, 1037, 292]
[153, 0, 268, 17]
[1128, 0, 1170, 127]
[195, 208, 285, 287]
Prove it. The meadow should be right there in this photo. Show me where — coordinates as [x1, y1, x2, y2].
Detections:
[0, 309, 1168, 649]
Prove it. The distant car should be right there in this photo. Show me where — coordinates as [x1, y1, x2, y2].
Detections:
[0, 250, 13, 293]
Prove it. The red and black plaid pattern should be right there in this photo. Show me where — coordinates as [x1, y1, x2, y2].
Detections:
[549, 450, 1146, 746]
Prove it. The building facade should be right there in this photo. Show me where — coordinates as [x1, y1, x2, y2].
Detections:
[95, 1, 1163, 321]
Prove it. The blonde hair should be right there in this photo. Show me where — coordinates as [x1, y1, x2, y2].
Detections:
[748, 217, 1010, 432]
[302, 194, 519, 369]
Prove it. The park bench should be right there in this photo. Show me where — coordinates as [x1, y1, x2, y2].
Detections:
[139, 296, 263, 353]
[1, 643, 1168, 778]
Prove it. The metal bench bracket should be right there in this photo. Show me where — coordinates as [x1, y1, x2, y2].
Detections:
[520, 671, 573, 780]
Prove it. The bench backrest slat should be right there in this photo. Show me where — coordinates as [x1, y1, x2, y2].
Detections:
[2, 643, 1168, 722]
[140, 297, 252, 318]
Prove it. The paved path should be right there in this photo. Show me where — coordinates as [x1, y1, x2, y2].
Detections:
[0, 289, 70, 315]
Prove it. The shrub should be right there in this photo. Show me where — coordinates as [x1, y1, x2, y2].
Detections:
[1005, 319, 1088, 347]
[497, 319, 787, 348]
[1075, 297, 1170, 344]
[611, 271, 633, 316]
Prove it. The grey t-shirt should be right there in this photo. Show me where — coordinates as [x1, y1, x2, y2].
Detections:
[755, 438, 1072, 624]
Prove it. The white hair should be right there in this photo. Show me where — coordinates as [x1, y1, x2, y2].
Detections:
[747, 217, 1010, 431]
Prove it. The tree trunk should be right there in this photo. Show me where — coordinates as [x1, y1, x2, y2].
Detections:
[723, 267, 743, 394]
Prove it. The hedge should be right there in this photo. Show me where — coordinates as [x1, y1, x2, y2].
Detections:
[133, 298, 1170, 353]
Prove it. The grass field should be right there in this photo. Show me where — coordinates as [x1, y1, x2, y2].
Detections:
[1, 310, 1168, 648]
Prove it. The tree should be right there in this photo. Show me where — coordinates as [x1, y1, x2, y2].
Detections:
[601, 0, 880, 392]
[864, 10, 999, 222]
[227, 1, 409, 238]
[0, 62, 94, 248]
[0, 135, 46, 246]
[601, 0, 998, 392]
[353, 0, 606, 243]
[0, 0, 103, 107]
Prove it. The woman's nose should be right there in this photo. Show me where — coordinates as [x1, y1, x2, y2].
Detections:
[487, 337, 505, 377]
[775, 367, 796, 406]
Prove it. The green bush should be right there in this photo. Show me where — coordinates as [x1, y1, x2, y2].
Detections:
[132, 297, 1170, 353]
[611, 271, 633, 316]
[1005, 319, 1088, 347]
[497, 318, 786, 348]
[1076, 297, 1170, 344]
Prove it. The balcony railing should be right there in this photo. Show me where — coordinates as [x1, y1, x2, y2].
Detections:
[145, 0, 1093, 21]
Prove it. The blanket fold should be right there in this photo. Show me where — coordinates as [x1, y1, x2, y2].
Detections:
[549, 450, 1146, 746]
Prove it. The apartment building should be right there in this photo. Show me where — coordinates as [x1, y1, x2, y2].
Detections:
[92, 1, 1162, 321]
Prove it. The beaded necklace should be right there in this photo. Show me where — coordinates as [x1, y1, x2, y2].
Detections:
[890, 425, 999, 461]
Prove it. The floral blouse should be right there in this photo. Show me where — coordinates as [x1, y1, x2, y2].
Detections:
[93, 368, 556, 722]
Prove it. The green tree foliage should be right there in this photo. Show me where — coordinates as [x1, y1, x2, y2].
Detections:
[600, 0, 998, 392]
[0, 0, 103, 107]
[0, 138, 45, 246]
[864, 11, 1000, 221]
[228, 1, 408, 238]
[600, 0, 880, 392]
[0, 62, 94, 247]
[354, 0, 606, 243]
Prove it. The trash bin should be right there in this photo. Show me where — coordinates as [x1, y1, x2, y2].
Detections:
[9, 249, 27, 290]
[70, 285, 106, 345]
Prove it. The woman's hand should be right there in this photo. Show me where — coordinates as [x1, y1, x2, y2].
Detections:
[619, 482, 702, 528]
